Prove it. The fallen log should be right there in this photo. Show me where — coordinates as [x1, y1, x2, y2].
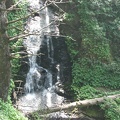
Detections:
[37, 94, 120, 115]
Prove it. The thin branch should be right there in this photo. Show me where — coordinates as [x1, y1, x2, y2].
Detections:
[6, 26, 23, 31]
[40, 14, 64, 32]
[10, 52, 44, 59]
[11, 46, 24, 49]
[8, 0, 68, 42]
[50, 0, 71, 4]
[7, 2, 52, 25]
[7, 21, 27, 31]
[54, 2, 70, 4]
[7, 0, 22, 11]
[11, 52, 27, 55]
[49, 34, 76, 41]
[6, 0, 68, 25]
[9, 13, 64, 41]
[52, 2, 66, 13]
[0, 8, 22, 11]
[9, 33, 40, 41]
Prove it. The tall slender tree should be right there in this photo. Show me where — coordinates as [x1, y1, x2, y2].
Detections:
[0, 0, 10, 101]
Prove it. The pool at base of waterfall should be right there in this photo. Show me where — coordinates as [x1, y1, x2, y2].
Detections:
[17, 88, 64, 113]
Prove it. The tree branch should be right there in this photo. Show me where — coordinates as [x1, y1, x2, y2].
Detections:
[9, 33, 32, 41]
[0, 8, 22, 11]
[9, 13, 64, 41]
[48, 34, 76, 41]
[53, 2, 66, 13]
[6, 0, 68, 25]
[10, 52, 44, 59]
[7, 0, 22, 11]
[7, 25, 23, 31]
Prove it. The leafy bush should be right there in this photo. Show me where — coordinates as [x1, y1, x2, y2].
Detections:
[73, 85, 103, 100]
[29, 112, 41, 120]
[0, 99, 27, 120]
[72, 58, 120, 91]
[101, 99, 120, 120]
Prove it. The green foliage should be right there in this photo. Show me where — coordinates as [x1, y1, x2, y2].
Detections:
[6, 1, 28, 107]
[10, 39, 23, 78]
[4, 1, 28, 117]
[7, 0, 27, 79]
[7, 0, 27, 38]
[64, 13, 75, 22]
[63, 7, 120, 119]
[82, 38, 112, 62]
[66, 0, 119, 69]
[72, 84, 120, 100]
[0, 99, 27, 120]
[30, 112, 41, 120]
[115, 98, 120, 104]
[65, 38, 79, 61]
[72, 58, 120, 93]
[64, 0, 120, 101]
[101, 99, 120, 120]
[7, 79, 15, 103]
[73, 85, 103, 100]
[77, 0, 112, 62]
[81, 106, 104, 119]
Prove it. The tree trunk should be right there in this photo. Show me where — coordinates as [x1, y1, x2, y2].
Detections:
[0, 0, 11, 101]
[36, 94, 120, 115]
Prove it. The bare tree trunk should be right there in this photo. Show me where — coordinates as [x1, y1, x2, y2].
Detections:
[0, 0, 11, 101]
[36, 94, 120, 115]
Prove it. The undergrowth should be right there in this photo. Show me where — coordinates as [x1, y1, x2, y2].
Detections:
[101, 98, 120, 120]
[0, 99, 27, 120]
[72, 58, 120, 91]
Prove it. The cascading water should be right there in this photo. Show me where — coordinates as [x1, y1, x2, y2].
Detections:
[17, 0, 64, 113]
[16, 1, 94, 119]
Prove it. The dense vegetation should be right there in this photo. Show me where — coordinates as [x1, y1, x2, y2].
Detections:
[0, 99, 27, 120]
[8, 0, 27, 80]
[64, 0, 120, 91]
[63, 0, 120, 119]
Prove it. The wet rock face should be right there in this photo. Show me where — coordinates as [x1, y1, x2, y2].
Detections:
[52, 37, 72, 85]
[37, 36, 50, 69]
[37, 36, 72, 95]
[18, 47, 29, 83]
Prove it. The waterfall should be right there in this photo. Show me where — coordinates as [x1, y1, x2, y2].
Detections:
[17, 0, 65, 113]
[23, 0, 56, 93]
